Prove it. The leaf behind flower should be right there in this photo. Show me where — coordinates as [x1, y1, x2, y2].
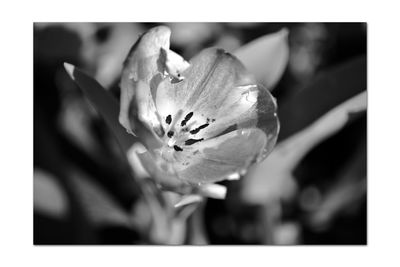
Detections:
[234, 28, 289, 90]
[64, 63, 136, 153]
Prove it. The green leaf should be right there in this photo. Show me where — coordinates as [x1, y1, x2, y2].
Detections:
[34, 168, 69, 219]
[242, 91, 367, 204]
[64, 63, 135, 153]
[278, 56, 367, 141]
[70, 171, 131, 227]
[234, 28, 289, 90]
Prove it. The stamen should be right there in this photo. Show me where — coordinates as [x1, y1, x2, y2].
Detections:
[181, 112, 194, 126]
[173, 145, 183, 151]
[185, 138, 204, 146]
[167, 131, 174, 138]
[190, 123, 209, 135]
[165, 115, 172, 125]
[153, 125, 165, 137]
[215, 124, 238, 137]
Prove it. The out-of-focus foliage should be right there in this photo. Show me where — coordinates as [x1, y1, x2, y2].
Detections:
[34, 22, 366, 244]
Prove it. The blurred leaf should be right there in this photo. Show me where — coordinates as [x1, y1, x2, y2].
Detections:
[64, 63, 135, 153]
[63, 65, 190, 243]
[308, 136, 367, 228]
[88, 23, 144, 88]
[273, 222, 300, 245]
[58, 96, 99, 155]
[234, 28, 289, 90]
[140, 180, 188, 244]
[186, 203, 209, 245]
[279, 56, 367, 141]
[310, 179, 366, 229]
[70, 170, 131, 227]
[242, 91, 367, 204]
[167, 22, 220, 47]
[34, 168, 69, 219]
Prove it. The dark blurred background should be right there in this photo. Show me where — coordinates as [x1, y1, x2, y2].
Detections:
[34, 22, 366, 245]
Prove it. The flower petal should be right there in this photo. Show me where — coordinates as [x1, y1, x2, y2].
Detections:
[179, 48, 256, 112]
[136, 149, 191, 192]
[196, 184, 227, 199]
[161, 49, 190, 81]
[173, 128, 267, 184]
[234, 28, 289, 90]
[131, 80, 165, 142]
[155, 48, 261, 138]
[253, 83, 280, 159]
[136, 149, 227, 199]
[119, 26, 171, 132]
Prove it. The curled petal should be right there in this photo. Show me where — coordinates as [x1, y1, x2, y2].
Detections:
[119, 26, 171, 132]
[119, 26, 189, 134]
[122, 26, 171, 82]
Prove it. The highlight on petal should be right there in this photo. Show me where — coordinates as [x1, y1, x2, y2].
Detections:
[234, 28, 289, 90]
[160, 48, 190, 81]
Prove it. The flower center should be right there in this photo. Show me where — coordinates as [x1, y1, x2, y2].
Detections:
[161, 110, 213, 153]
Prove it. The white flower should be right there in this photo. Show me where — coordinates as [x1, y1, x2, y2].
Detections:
[119, 26, 281, 198]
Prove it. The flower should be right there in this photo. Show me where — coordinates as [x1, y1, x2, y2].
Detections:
[119, 26, 280, 198]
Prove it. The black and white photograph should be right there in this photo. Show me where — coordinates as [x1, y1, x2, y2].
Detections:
[34, 22, 366, 245]
[3, 1, 400, 266]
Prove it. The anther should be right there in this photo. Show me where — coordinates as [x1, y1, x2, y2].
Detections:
[173, 145, 183, 151]
[190, 123, 209, 134]
[185, 138, 204, 146]
[181, 112, 193, 126]
[165, 115, 172, 125]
